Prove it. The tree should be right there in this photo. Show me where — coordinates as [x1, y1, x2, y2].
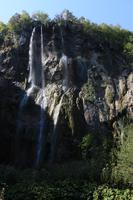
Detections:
[8, 13, 21, 32]
[62, 9, 77, 21]
[54, 10, 78, 23]
[32, 11, 49, 24]
[0, 21, 8, 43]
[124, 35, 133, 65]
[8, 11, 31, 33]
[20, 11, 31, 28]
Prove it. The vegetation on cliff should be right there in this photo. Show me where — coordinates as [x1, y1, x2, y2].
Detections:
[0, 9, 133, 69]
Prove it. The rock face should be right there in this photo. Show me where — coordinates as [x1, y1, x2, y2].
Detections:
[0, 22, 132, 167]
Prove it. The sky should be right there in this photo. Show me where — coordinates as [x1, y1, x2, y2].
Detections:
[0, 0, 132, 31]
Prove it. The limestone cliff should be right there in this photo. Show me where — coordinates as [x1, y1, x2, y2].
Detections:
[0, 22, 132, 167]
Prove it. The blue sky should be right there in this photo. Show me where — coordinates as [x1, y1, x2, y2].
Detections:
[0, 0, 132, 31]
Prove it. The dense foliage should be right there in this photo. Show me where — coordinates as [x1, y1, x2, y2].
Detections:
[1, 10, 133, 67]
[0, 166, 133, 200]
[111, 124, 133, 186]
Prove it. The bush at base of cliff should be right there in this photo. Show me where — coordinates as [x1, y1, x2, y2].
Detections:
[111, 124, 133, 186]
[4, 182, 133, 200]
[0, 164, 132, 199]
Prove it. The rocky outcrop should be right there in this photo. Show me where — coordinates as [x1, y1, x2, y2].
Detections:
[0, 22, 132, 167]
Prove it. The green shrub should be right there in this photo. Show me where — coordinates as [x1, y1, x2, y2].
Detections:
[0, 21, 8, 44]
[111, 124, 133, 186]
[81, 81, 96, 102]
[5, 181, 133, 200]
[80, 133, 94, 159]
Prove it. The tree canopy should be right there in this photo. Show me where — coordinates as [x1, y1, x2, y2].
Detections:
[0, 10, 133, 67]
[32, 11, 49, 24]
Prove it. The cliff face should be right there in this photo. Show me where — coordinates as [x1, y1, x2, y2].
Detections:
[0, 22, 132, 167]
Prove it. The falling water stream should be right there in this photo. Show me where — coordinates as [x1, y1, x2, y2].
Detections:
[17, 26, 47, 167]
[50, 94, 64, 162]
[35, 26, 47, 167]
[60, 27, 69, 91]
[61, 54, 69, 91]
[50, 26, 69, 162]
[18, 25, 70, 165]
[19, 28, 36, 109]
[28, 27, 36, 85]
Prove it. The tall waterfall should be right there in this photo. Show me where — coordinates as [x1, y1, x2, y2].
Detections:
[35, 26, 47, 168]
[28, 27, 42, 88]
[17, 26, 47, 167]
[28, 27, 36, 85]
[19, 28, 36, 108]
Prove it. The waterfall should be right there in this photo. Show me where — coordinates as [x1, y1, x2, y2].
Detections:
[53, 95, 64, 128]
[16, 26, 47, 167]
[19, 28, 36, 109]
[60, 27, 64, 50]
[35, 26, 47, 167]
[28, 27, 36, 85]
[60, 27, 69, 91]
[50, 94, 64, 162]
[17, 27, 37, 137]
[60, 54, 69, 91]
[50, 26, 70, 162]
[28, 27, 42, 87]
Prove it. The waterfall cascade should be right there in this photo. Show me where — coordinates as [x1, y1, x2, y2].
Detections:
[17, 25, 70, 165]
[50, 94, 64, 162]
[16, 28, 37, 138]
[17, 26, 47, 168]
[60, 27, 69, 91]
[60, 54, 69, 91]
[35, 26, 47, 167]
[50, 27, 70, 161]
[28, 27, 36, 85]
[19, 28, 36, 108]
[28, 27, 42, 88]
[53, 95, 64, 127]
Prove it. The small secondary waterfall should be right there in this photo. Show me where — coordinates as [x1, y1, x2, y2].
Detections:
[61, 54, 69, 91]
[53, 96, 63, 128]
[50, 95, 64, 162]
[50, 26, 69, 162]
[35, 26, 47, 167]
[60, 27, 65, 50]
[60, 27, 69, 91]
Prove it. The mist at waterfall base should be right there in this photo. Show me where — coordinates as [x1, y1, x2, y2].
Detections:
[17, 25, 69, 168]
